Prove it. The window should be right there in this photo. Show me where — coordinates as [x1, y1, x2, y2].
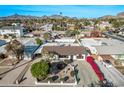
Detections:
[59, 55, 68, 58]
[77, 54, 84, 59]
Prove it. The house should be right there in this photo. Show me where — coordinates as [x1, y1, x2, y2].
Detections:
[41, 24, 53, 31]
[42, 45, 87, 61]
[95, 45, 124, 60]
[52, 31, 66, 38]
[97, 21, 112, 30]
[67, 24, 75, 31]
[84, 26, 95, 31]
[79, 31, 91, 38]
[54, 38, 75, 44]
[0, 26, 26, 37]
[81, 38, 124, 54]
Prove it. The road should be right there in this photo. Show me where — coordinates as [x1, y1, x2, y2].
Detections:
[95, 61, 124, 87]
[74, 60, 99, 87]
[103, 32, 124, 42]
[0, 60, 29, 86]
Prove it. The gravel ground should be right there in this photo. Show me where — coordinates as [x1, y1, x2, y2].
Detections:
[74, 60, 99, 87]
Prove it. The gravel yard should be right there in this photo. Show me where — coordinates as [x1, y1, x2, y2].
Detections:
[74, 60, 99, 87]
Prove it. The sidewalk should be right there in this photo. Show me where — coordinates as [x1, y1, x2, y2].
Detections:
[19, 58, 41, 86]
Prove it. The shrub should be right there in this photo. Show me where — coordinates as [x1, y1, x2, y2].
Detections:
[43, 33, 51, 40]
[31, 60, 49, 80]
[35, 38, 43, 45]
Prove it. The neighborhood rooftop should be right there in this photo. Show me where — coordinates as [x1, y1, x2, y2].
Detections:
[95, 45, 124, 55]
[0, 26, 24, 29]
[42, 46, 86, 55]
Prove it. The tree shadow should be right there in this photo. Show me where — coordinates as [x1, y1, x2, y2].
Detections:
[74, 69, 80, 84]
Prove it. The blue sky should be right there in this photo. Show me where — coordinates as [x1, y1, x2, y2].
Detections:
[0, 5, 124, 18]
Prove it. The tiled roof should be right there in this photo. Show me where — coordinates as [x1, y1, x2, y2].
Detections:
[42, 46, 86, 55]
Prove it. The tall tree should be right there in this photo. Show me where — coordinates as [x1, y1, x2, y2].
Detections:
[5, 40, 24, 62]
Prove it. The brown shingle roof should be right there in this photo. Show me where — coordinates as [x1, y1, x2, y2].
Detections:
[42, 46, 86, 55]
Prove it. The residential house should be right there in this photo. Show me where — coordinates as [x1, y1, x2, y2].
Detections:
[0, 26, 26, 37]
[67, 24, 75, 31]
[97, 21, 112, 30]
[81, 38, 124, 65]
[41, 24, 53, 31]
[42, 45, 87, 61]
[95, 45, 124, 60]
[54, 38, 75, 44]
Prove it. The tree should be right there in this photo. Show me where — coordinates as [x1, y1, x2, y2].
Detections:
[83, 20, 91, 26]
[5, 40, 24, 62]
[65, 30, 80, 37]
[35, 38, 43, 45]
[31, 60, 49, 80]
[43, 33, 51, 40]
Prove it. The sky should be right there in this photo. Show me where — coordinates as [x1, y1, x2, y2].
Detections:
[0, 5, 124, 18]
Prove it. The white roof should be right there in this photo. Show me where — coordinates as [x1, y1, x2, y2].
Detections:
[95, 45, 124, 55]
[54, 38, 75, 43]
[43, 42, 79, 46]
[81, 38, 102, 47]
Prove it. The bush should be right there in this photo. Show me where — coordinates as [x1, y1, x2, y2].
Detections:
[31, 60, 49, 80]
[43, 33, 51, 40]
[35, 38, 43, 45]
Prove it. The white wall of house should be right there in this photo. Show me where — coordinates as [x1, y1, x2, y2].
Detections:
[0, 28, 24, 37]
[58, 54, 86, 60]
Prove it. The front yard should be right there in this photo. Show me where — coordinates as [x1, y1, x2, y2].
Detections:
[31, 59, 76, 85]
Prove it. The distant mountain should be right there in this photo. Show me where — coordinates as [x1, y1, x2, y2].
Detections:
[99, 15, 115, 19]
[1, 11, 124, 20]
[0, 13, 41, 20]
[117, 12, 124, 17]
[100, 12, 124, 19]
[0, 14, 72, 20]
[49, 15, 64, 19]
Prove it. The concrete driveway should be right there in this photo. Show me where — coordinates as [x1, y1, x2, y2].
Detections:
[96, 61, 124, 87]
[74, 60, 99, 87]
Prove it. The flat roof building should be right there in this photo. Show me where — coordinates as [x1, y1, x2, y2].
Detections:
[0, 26, 26, 37]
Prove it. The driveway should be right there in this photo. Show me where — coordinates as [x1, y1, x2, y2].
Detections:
[74, 60, 99, 87]
[95, 61, 124, 87]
